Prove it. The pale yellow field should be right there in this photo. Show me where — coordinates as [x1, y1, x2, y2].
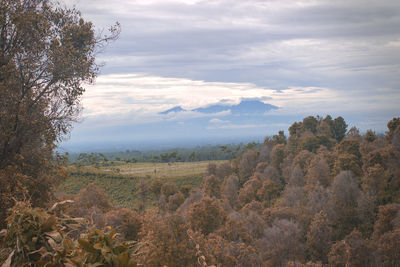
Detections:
[100, 160, 228, 178]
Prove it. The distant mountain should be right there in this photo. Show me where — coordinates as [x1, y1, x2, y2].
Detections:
[160, 100, 278, 115]
[159, 106, 186, 114]
[227, 100, 278, 114]
[64, 100, 286, 152]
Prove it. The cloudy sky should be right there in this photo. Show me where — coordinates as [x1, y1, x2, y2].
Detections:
[62, 0, 400, 150]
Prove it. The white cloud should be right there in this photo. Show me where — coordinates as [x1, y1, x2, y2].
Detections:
[82, 73, 277, 117]
[209, 118, 230, 124]
[81, 73, 400, 126]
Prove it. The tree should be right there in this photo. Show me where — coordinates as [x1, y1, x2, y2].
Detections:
[328, 229, 373, 267]
[203, 175, 222, 198]
[256, 219, 305, 266]
[306, 156, 331, 187]
[0, 0, 119, 226]
[188, 195, 226, 235]
[328, 171, 361, 239]
[273, 130, 287, 145]
[238, 149, 259, 182]
[306, 211, 333, 263]
[332, 116, 347, 142]
[139, 214, 198, 266]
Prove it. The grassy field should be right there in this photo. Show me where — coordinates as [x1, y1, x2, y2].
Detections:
[59, 160, 227, 209]
[100, 160, 226, 178]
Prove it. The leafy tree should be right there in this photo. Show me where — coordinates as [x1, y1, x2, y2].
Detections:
[332, 116, 347, 142]
[256, 219, 305, 266]
[203, 175, 222, 198]
[302, 116, 318, 134]
[238, 177, 261, 206]
[386, 117, 400, 142]
[328, 229, 373, 267]
[238, 149, 259, 183]
[306, 156, 331, 187]
[188, 195, 226, 235]
[273, 130, 287, 145]
[288, 164, 305, 186]
[364, 129, 377, 143]
[270, 144, 285, 170]
[257, 179, 281, 207]
[306, 211, 333, 263]
[328, 171, 361, 238]
[376, 229, 400, 266]
[0, 0, 118, 226]
[138, 214, 198, 266]
[221, 175, 239, 208]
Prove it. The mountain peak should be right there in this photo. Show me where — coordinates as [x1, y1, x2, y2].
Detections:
[192, 100, 278, 114]
[159, 100, 278, 115]
[159, 106, 186, 114]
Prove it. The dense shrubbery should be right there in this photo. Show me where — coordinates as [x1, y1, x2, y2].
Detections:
[0, 201, 138, 267]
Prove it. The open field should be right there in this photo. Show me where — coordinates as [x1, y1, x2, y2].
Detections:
[100, 160, 227, 178]
[59, 160, 228, 209]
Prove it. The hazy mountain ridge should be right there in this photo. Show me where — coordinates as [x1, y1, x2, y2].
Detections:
[159, 100, 278, 115]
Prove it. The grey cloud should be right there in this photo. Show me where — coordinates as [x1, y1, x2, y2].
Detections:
[63, 0, 399, 144]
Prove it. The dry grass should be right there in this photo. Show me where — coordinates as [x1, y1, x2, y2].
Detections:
[100, 160, 228, 178]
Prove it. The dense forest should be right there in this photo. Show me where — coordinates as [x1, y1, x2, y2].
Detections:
[1, 0, 400, 266]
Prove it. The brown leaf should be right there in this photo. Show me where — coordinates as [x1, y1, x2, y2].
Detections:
[41, 216, 57, 232]
[78, 238, 98, 253]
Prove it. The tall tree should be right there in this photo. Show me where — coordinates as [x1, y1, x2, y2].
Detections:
[0, 0, 119, 226]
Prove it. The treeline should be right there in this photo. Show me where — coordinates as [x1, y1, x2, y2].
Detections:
[68, 142, 263, 165]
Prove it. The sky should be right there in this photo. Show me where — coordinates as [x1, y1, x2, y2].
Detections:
[62, 0, 400, 151]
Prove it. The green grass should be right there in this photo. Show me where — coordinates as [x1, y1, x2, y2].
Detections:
[59, 160, 227, 209]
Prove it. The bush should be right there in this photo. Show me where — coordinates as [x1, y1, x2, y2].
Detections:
[105, 208, 142, 241]
[0, 201, 138, 266]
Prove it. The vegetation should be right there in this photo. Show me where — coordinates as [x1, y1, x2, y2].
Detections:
[3, 114, 400, 266]
[0, 0, 119, 228]
[58, 161, 224, 209]
[1, 0, 399, 266]
[68, 143, 262, 165]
